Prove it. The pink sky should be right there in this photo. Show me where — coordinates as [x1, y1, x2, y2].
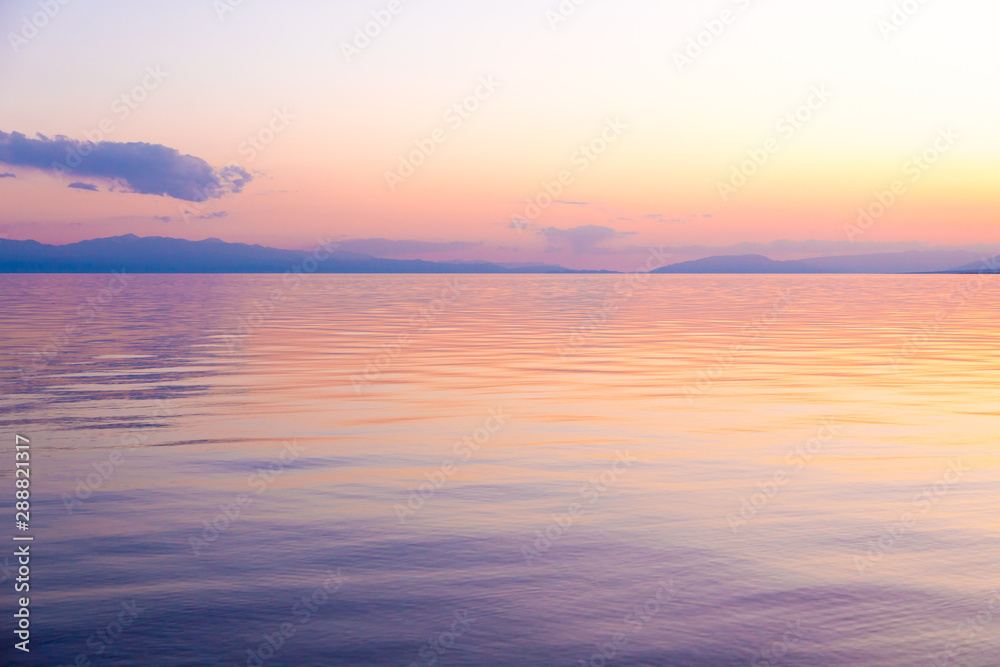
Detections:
[2, 0, 999, 270]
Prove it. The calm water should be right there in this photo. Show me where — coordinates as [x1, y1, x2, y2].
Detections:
[1, 274, 999, 666]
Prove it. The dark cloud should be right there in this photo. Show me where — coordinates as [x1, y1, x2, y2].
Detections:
[0, 172, 15, 178]
[0, 131, 252, 202]
[68, 182, 98, 191]
[154, 216, 171, 223]
[537, 225, 634, 254]
[338, 238, 483, 256]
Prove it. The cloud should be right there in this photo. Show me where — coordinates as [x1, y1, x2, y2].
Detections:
[68, 182, 98, 191]
[0, 130, 252, 202]
[154, 216, 172, 223]
[505, 218, 538, 232]
[0, 172, 15, 178]
[554, 200, 590, 206]
[537, 224, 634, 254]
[338, 238, 483, 256]
[196, 211, 229, 220]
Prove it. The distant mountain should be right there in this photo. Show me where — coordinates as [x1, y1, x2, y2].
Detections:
[652, 251, 985, 274]
[651, 254, 807, 274]
[937, 256, 1000, 273]
[0, 235, 615, 274]
[793, 251, 983, 274]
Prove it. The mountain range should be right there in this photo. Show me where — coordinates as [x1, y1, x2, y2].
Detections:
[1, 236, 997, 274]
[0, 235, 613, 274]
[651, 251, 1000, 274]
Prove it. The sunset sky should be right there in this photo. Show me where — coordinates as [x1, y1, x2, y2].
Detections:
[2, 0, 999, 270]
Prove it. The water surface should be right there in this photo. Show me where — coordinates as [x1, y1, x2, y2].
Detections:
[1, 274, 999, 666]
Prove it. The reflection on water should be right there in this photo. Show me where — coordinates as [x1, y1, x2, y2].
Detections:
[1, 274, 999, 666]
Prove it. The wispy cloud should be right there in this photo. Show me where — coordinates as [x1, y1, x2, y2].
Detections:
[505, 218, 538, 232]
[0, 172, 15, 178]
[68, 182, 98, 191]
[0, 131, 252, 202]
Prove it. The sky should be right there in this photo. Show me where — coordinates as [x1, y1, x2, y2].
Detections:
[1, 0, 999, 270]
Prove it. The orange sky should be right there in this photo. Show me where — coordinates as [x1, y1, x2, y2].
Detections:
[1, 0, 999, 269]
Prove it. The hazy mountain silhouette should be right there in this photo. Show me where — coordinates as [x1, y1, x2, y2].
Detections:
[652, 251, 984, 274]
[938, 256, 1000, 273]
[3, 236, 990, 274]
[652, 254, 804, 273]
[0, 235, 615, 274]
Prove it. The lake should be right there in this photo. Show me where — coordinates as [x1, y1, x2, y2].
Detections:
[1, 274, 998, 666]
